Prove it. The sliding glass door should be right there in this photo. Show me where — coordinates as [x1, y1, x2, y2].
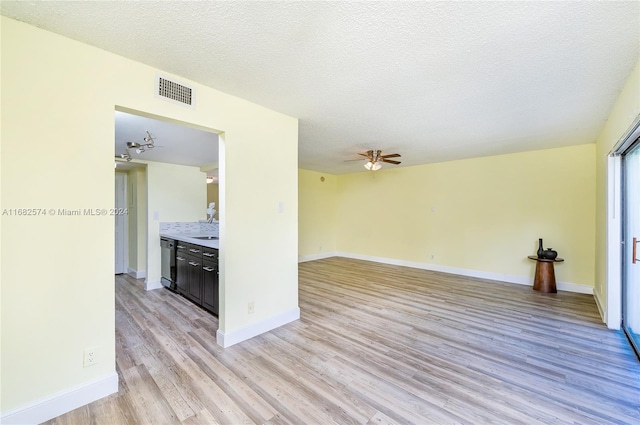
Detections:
[623, 140, 640, 355]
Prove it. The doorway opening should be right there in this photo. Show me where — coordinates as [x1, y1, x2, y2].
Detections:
[609, 114, 640, 358]
[622, 137, 640, 356]
[113, 108, 220, 288]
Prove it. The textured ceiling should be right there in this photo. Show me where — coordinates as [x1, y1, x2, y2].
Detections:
[2, 1, 639, 174]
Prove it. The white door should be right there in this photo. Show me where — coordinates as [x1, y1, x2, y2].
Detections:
[115, 172, 127, 274]
[622, 140, 640, 354]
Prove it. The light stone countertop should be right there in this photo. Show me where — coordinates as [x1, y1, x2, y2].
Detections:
[160, 232, 219, 249]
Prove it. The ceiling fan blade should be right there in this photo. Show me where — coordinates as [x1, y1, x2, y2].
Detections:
[357, 152, 372, 158]
[381, 159, 401, 165]
[380, 153, 401, 158]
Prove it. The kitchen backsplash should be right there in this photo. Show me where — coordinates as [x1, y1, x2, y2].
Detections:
[160, 221, 219, 235]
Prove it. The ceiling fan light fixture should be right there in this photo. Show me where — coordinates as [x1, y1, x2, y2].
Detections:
[206, 176, 214, 184]
[364, 161, 382, 171]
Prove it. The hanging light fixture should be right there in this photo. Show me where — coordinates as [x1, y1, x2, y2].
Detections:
[118, 131, 157, 161]
[206, 176, 215, 184]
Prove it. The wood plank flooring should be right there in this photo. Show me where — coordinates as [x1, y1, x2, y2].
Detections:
[44, 257, 640, 424]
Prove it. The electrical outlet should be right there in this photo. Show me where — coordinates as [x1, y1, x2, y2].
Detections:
[83, 347, 99, 367]
[248, 301, 255, 314]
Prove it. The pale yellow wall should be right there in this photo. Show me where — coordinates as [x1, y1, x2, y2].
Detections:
[126, 170, 138, 269]
[125, 166, 147, 274]
[135, 167, 147, 272]
[207, 182, 219, 215]
[298, 169, 338, 258]
[219, 122, 299, 334]
[1, 16, 298, 413]
[594, 59, 640, 308]
[335, 144, 596, 286]
[146, 161, 207, 285]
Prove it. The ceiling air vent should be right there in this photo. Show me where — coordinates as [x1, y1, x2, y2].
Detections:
[155, 74, 195, 108]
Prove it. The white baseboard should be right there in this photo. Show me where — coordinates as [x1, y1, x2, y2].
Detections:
[1, 372, 118, 425]
[217, 307, 300, 348]
[334, 252, 594, 295]
[593, 290, 614, 328]
[298, 251, 337, 263]
[556, 281, 593, 294]
[145, 279, 163, 291]
[127, 268, 146, 279]
[594, 290, 605, 320]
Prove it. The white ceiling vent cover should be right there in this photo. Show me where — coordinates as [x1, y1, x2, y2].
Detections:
[155, 74, 195, 108]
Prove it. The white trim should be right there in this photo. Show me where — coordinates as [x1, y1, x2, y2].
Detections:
[144, 279, 163, 291]
[0, 372, 118, 425]
[335, 252, 594, 294]
[594, 290, 606, 321]
[115, 172, 128, 274]
[216, 307, 300, 348]
[611, 113, 640, 155]
[127, 268, 146, 279]
[298, 252, 337, 263]
[556, 281, 594, 295]
[606, 155, 622, 329]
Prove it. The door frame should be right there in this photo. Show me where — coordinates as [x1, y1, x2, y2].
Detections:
[607, 114, 640, 328]
[115, 171, 128, 274]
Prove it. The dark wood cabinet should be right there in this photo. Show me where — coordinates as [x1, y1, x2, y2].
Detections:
[202, 258, 219, 315]
[171, 240, 218, 315]
[186, 254, 203, 303]
[175, 252, 189, 295]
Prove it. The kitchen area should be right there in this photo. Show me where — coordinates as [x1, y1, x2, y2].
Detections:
[160, 219, 220, 315]
[110, 101, 299, 352]
[115, 110, 222, 318]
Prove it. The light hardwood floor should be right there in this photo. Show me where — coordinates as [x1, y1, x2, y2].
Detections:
[45, 257, 640, 424]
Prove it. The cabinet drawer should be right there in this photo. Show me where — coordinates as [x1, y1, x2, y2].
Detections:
[177, 242, 204, 257]
[176, 241, 190, 254]
[202, 247, 218, 261]
[186, 244, 203, 256]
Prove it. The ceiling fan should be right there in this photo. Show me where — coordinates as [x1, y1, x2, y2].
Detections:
[357, 149, 401, 170]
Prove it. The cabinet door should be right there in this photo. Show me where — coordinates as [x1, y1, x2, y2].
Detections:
[175, 254, 188, 295]
[202, 259, 218, 315]
[187, 254, 203, 303]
